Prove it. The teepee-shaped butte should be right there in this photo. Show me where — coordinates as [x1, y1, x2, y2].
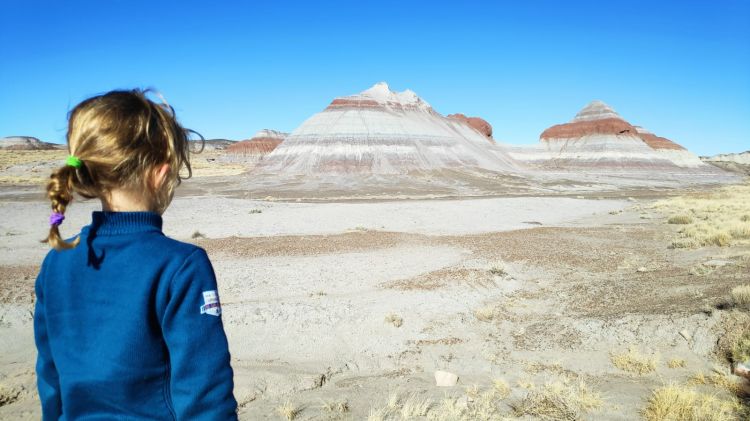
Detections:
[536, 100, 705, 168]
[258, 82, 520, 174]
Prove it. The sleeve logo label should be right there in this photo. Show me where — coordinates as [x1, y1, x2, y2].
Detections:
[200, 290, 222, 316]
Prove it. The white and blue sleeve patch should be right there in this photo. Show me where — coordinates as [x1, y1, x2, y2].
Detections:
[200, 290, 222, 316]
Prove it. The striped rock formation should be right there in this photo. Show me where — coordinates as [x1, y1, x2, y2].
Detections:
[510, 101, 707, 169]
[259, 82, 519, 174]
[226, 130, 286, 162]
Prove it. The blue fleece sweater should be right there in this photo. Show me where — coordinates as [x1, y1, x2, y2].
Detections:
[34, 211, 238, 420]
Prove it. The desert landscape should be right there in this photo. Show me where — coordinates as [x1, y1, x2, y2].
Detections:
[1, 82, 749, 420]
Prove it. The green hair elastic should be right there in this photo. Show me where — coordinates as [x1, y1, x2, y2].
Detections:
[66, 155, 82, 168]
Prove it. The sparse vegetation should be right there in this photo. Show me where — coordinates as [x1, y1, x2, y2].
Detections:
[321, 399, 349, 413]
[610, 348, 658, 375]
[248, 208, 262, 214]
[731, 284, 750, 310]
[688, 373, 742, 395]
[191, 230, 206, 239]
[488, 261, 507, 276]
[473, 305, 495, 322]
[384, 313, 403, 328]
[642, 384, 742, 421]
[276, 400, 302, 420]
[653, 183, 750, 248]
[0, 384, 21, 407]
[512, 380, 603, 420]
[668, 215, 693, 224]
[667, 358, 687, 369]
[731, 332, 750, 364]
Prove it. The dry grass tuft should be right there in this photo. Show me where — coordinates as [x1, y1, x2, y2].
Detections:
[731, 284, 750, 310]
[653, 183, 750, 248]
[610, 348, 658, 375]
[668, 215, 694, 224]
[473, 305, 496, 322]
[0, 384, 21, 407]
[512, 379, 603, 420]
[400, 393, 432, 418]
[191, 230, 207, 239]
[276, 401, 302, 420]
[321, 399, 349, 413]
[731, 333, 750, 364]
[488, 261, 507, 276]
[492, 379, 511, 399]
[384, 313, 403, 328]
[642, 384, 742, 421]
[688, 373, 743, 395]
[667, 358, 687, 369]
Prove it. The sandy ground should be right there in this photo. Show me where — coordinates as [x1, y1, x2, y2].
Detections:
[1, 165, 749, 418]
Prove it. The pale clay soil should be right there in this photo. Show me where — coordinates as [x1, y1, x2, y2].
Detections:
[0, 175, 749, 419]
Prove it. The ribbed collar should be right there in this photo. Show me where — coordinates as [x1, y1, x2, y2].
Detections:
[82, 211, 163, 236]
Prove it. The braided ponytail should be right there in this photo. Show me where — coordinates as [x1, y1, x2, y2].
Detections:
[44, 165, 80, 250]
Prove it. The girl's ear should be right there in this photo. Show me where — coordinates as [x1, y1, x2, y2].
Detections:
[152, 164, 170, 190]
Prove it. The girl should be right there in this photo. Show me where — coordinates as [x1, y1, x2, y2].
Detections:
[35, 89, 238, 420]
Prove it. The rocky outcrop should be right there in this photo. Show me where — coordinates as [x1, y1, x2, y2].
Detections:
[259, 82, 520, 174]
[0, 136, 60, 150]
[223, 130, 287, 165]
[447, 114, 493, 140]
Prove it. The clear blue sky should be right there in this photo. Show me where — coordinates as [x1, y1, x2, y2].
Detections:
[1, 0, 748, 155]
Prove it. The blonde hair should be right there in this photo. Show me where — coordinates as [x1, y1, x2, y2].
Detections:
[45, 89, 200, 250]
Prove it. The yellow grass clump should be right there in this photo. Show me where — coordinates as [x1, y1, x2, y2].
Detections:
[652, 183, 750, 248]
[731, 284, 750, 310]
[473, 305, 496, 322]
[642, 384, 742, 421]
[512, 379, 603, 420]
[276, 400, 302, 420]
[668, 215, 693, 224]
[384, 313, 403, 328]
[610, 348, 658, 375]
[731, 332, 750, 364]
[667, 358, 687, 369]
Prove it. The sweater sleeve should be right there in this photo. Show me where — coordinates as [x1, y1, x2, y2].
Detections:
[34, 257, 62, 420]
[162, 249, 238, 420]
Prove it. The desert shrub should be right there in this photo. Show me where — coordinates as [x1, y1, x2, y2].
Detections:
[488, 262, 507, 276]
[321, 399, 349, 413]
[731, 332, 750, 364]
[512, 380, 602, 420]
[610, 348, 658, 375]
[248, 209, 262, 214]
[668, 215, 693, 224]
[384, 313, 403, 327]
[191, 230, 206, 239]
[642, 384, 740, 421]
[731, 285, 750, 310]
[668, 358, 687, 369]
[276, 400, 302, 420]
[474, 306, 495, 322]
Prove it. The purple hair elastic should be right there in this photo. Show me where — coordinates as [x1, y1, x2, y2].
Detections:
[49, 212, 65, 226]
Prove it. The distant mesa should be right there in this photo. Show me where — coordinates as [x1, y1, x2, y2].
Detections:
[447, 114, 493, 140]
[0, 136, 60, 150]
[516, 100, 707, 169]
[198, 139, 237, 151]
[702, 151, 750, 175]
[226, 129, 287, 158]
[259, 82, 519, 174]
